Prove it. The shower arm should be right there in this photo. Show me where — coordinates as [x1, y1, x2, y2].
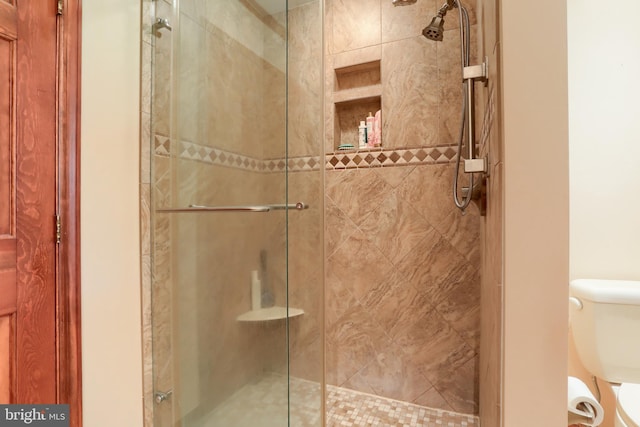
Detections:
[462, 59, 489, 174]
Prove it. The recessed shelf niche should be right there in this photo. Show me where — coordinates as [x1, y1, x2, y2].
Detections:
[332, 59, 382, 152]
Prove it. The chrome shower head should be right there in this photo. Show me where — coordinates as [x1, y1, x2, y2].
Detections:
[422, 0, 456, 41]
[392, 0, 418, 6]
[422, 15, 445, 41]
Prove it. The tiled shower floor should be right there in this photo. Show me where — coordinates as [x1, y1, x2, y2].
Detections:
[196, 373, 479, 427]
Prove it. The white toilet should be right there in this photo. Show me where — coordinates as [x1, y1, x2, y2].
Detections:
[570, 279, 640, 427]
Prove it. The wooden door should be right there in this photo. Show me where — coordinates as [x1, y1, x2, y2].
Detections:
[0, 0, 81, 419]
[0, 0, 19, 403]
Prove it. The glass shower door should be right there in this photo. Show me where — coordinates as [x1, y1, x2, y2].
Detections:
[150, 1, 308, 426]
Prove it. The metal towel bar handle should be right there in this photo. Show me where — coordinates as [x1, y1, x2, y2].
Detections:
[157, 202, 308, 213]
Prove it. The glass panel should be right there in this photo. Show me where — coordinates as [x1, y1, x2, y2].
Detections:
[150, 0, 324, 426]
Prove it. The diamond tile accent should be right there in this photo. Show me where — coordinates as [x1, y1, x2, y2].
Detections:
[161, 136, 322, 173]
[154, 135, 170, 156]
[444, 148, 457, 160]
[160, 137, 458, 173]
[325, 145, 459, 170]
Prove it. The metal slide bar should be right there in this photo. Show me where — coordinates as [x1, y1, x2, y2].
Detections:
[156, 202, 308, 214]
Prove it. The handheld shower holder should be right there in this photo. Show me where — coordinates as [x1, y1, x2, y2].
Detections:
[462, 56, 489, 175]
[463, 61, 488, 81]
[464, 158, 488, 173]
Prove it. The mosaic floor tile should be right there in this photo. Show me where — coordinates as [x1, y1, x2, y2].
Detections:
[193, 374, 478, 427]
[327, 386, 479, 427]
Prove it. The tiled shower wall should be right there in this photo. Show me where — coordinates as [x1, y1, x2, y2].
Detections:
[324, 0, 481, 415]
[142, 1, 323, 426]
[476, 0, 502, 425]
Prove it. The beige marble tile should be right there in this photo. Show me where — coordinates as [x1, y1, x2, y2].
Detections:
[153, 220, 171, 282]
[324, 0, 334, 56]
[151, 277, 173, 390]
[396, 163, 454, 231]
[442, 0, 477, 32]
[288, 172, 324, 250]
[180, 0, 205, 23]
[326, 228, 394, 302]
[432, 354, 479, 414]
[141, 41, 152, 116]
[325, 266, 359, 327]
[141, 251, 154, 427]
[325, 55, 336, 153]
[413, 387, 455, 412]
[396, 227, 476, 303]
[288, 58, 323, 158]
[340, 370, 377, 396]
[358, 190, 434, 264]
[437, 26, 479, 146]
[436, 268, 481, 352]
[382, 37, 438, 149]
[437, 204, 481, 265]
[372, 164, 416, 188]
[332, 45, 381, 70]
[141, 0, 154, 46]
[331, 0, 381, 54]
[381, 0, 437, 43]
[290, 335, 324, 383]
[177, 14, 207, 145]
[141, 112, 151, 184]
[325, 168, 392, 226]
[261, 62, 287, 159]
[153, 154, 172, 209]
[289, 2, 322, 63]
[356, 344, 432, 402]
[152, 4, 173, 138]
[325, 197, 359, 257]
[361, 269, 431, 339]
[140, 184, 151, 256]
[394, 309, 475, 391]
[205, 24, 271, 158]
[326, 302, 388, 387]
[486, 161, 502, 274]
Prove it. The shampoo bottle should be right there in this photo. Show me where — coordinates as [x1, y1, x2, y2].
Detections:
[366, 112, 375, 147]
[358, 121, 367, 149]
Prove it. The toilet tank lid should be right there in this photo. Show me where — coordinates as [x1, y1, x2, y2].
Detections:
[570, 279, 640, 305]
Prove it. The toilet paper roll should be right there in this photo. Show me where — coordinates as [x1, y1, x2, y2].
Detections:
[567, 376, 604, 426]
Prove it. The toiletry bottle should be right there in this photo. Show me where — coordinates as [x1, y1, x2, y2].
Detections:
[358, 120, 367, 149]
[251, 270, 261, 311]
[373, 110, 382, 147]
[366, 112, 375, 147]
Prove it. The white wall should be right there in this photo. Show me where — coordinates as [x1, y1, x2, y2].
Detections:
[500, 0, 569, 425]
[568, 0, 640, 282]
[81, 1, 143, 426]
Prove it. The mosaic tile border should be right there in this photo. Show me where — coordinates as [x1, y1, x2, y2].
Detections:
[325, 145, 458, 170]
[154, 135, 321, 173]
[327, 385, 479, 427]
[155, 135, 459, 173]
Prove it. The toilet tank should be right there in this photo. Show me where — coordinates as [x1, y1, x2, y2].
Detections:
[570, 279, 640, 384]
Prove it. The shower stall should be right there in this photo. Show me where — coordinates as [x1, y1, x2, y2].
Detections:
[148, 0, 324, 425]
[145, 0, 486, 425]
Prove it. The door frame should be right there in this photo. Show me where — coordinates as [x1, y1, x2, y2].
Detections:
[55, 0, 82, 424]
